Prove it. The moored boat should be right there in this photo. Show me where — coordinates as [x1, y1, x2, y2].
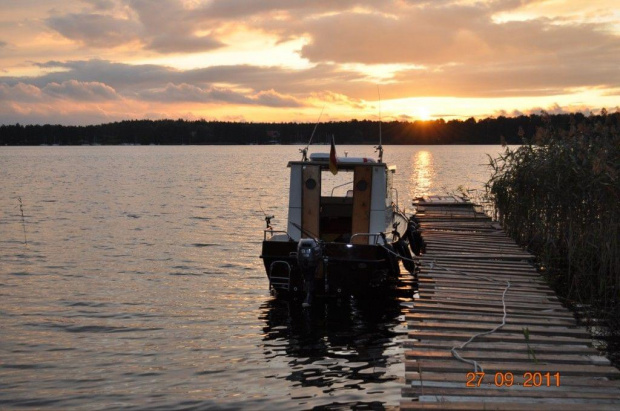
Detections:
[260, 142, 424, 306]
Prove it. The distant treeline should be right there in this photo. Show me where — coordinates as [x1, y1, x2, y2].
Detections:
[1, 112, 619, 146]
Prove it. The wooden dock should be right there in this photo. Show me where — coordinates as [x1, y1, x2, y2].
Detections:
[401, 196, 620, 410]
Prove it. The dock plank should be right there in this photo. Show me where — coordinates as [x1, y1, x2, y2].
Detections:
[405, 349, 610, 365]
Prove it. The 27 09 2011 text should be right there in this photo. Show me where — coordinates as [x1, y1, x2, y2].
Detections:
[466, 371, 561, 387]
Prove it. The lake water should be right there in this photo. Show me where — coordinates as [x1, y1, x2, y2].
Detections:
[0, 145, 506, 410]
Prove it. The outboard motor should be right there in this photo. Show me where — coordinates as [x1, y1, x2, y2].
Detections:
[297, 238, 322, 307]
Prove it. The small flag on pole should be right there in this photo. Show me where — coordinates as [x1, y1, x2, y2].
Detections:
[329, 135, 338, 175]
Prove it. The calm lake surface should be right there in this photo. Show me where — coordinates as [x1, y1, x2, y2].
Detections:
[0, 145, 506, 410]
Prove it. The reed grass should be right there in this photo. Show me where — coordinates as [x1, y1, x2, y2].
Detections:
[18, 196, 27, 246]
[486, 113, 620, 317]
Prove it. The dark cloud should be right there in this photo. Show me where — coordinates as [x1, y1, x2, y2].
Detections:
[0, 59, 317, 109]
[253, 89, 304, 107]
[139, 83, 250, 103]
[0, 83, 44, 103]
[43, 80, 119, 101]
[81, 0, 117, 11]
[191, 0, 384, 20]
[47, 13, 141, 48]
[181, 63, 365, 95]
[46, 1, 224, 52]
[379, 55, 620, 100]
[128, 0, 224, 52]
[24, 60, 173, 90]
[147, 34, 222, 53]
[46, 0, 388, 53]
[0, 80, 120, 102]
[0, 41, 7, 48]
[138, 82, 304, 107]
[5, 59, 365, 97]
[293, 5, 620, 68]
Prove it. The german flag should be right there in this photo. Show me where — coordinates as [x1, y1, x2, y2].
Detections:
[329, 135, 338, 175]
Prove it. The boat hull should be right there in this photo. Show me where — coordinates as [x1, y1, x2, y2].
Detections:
[260, 240, 400, 296]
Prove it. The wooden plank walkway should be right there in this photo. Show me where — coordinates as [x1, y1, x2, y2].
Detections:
[401, 196, 620, 410]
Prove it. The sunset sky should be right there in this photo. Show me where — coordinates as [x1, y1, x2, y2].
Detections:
[1, 0, 619, 125]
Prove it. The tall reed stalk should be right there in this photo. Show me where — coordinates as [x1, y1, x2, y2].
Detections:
[18, 196, 28, 246]
[486, 113, 620, 316]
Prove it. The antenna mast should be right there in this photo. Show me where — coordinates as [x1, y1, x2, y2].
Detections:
[301, 105, 325, 161]
[375, 86, 384, 163]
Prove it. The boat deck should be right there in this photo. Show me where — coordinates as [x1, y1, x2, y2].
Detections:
[400, 196, 620, 410]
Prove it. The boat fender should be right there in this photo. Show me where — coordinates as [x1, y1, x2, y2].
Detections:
[407, 219, 425, 256]
[395, 239, 415, 274]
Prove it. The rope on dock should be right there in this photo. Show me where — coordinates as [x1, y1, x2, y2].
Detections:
[428, 260, 511, 372]
[382, 245, 511, 373]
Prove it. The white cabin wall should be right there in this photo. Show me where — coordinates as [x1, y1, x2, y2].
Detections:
[369, 166, 388, 241]
[287, 165, 302, 240]
[386, 166, 395, 209]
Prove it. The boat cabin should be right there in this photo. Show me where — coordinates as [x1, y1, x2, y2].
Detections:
[286, 153, 396, 245]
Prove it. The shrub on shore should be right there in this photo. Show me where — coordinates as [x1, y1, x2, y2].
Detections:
[487, 112, 620, 316]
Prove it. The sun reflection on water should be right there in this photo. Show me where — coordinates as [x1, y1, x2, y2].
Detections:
[410, 150, 435, 199]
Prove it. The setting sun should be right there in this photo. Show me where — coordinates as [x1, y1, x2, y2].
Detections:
[416, 107, 432, 121]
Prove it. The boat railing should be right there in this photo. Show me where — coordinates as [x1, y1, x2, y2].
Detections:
[349, 233, 382, 245]
[330, 181, 353, 196]
[264, 229, 292, 241]
[268, 260, 291, 291]
[391, 187, 399, 210]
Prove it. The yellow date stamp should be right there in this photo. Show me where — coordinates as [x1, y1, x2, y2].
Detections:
[466, 372, 561, 387]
